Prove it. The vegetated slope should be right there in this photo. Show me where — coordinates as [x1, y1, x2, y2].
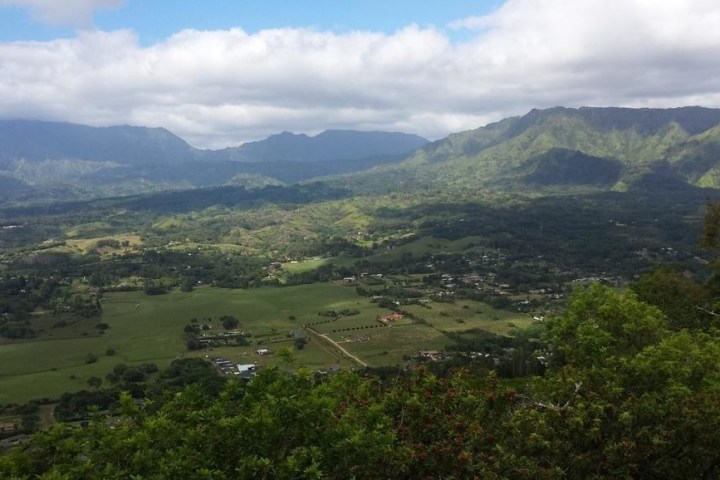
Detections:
[209, 129, 429, 162]
[0, 121, 428, 205]
[0, 120, 198, 166]
[332, 106, 720, 194]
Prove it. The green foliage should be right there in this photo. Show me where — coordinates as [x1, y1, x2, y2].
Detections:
[514, 284, 720, 478]
[86, 376, 102, 390]
[219, 315, 239, 330]
[631, 269, 713, 330]
[0, 368, 523, 479]
[547, 284, 668, 369]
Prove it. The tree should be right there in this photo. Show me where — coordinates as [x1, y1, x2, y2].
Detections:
[547, 284, 668, 369]
[631, 269, 713, 330]
[20, 415, 38, 432]
[276, 346, 296, 367]
[510, 284, 720, 478]
[701, 200, 720, 248]
[293, 337, 308, 350]
[122, 367, 147, 383]
[220, 315, 239, 330]
[86, 376, 102, 389]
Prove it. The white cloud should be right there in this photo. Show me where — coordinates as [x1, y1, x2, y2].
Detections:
[0, 0, 123, 28]
[1, 0, 720, 147]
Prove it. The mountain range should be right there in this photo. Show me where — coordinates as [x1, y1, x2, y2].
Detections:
[334, 106, 720, 194]
[2, 106, 720, 206]
[0, 121, 428, 204]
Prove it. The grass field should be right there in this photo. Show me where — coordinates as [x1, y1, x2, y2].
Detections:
[329, 323, 448, 366]
[0, 282, 533, 404]
[401, 300, 534, 335]
[324, 299, 532, 367]
[282, 235, 490, 273]
[362, 235, 489, 264]
[0, 283, 377, 404]
[40, 233, 143, 258]
[282, 257, 356, 273]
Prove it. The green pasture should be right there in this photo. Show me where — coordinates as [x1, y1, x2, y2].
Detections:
[64, 221, 115, 239]
[307, 302, 393, 334]
[323, 299, 533, 367]
[282, 257, 355, 273]
[331, 324, 448, 367]
[0, 282, 535, 404]
[0, 283, 375, 404]
[282, 235, 489, 273]
[364, 235, 488, 263]
[401, 300, 534, 335]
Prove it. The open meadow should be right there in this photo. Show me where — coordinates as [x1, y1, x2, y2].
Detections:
[0, 282, 532, 404]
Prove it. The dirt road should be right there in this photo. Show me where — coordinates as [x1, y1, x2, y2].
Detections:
[306, 327, 368, 367]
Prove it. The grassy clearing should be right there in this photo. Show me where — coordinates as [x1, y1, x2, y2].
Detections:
[0, 283, 535, 404]
[152, 216, 186, 229]
[402, 300, 533, 335]
[42, 234, 143, 258]
[281, 235, 489, 273]
[281, 258, 330, 273]
[64, 222, 114, 239]
[281, 257, 358, 273]
[366, 235, 488, 264]
[0, 283, 372, 404]
[323, 299, 533, 367]
[331, 324, 448, 367]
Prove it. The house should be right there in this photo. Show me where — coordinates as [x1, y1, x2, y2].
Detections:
[378, 312, 404, 324]
[256, 348, 270, 355]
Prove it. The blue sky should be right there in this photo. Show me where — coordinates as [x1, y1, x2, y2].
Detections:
[0, 0, 718, 148]
[0, 1, 502, 44]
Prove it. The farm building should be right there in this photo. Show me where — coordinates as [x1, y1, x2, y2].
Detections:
[377, 312, 404, 325]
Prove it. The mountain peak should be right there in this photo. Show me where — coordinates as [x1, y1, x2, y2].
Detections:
[223, 129, 429, 163]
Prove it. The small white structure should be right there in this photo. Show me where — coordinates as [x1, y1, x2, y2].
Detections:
[236, 364, 257, 378]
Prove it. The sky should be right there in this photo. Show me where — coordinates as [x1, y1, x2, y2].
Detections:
[0, 0, 719, 148]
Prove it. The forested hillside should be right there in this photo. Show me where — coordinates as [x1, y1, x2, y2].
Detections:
[333, 106, 720, 194]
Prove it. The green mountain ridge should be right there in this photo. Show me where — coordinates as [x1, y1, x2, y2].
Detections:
[4, 107, 720, 206]
[331, 106, 720, 194]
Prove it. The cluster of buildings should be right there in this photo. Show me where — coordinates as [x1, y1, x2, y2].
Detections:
[210, 357, 257, 378]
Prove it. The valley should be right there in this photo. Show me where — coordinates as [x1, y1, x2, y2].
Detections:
[5, 0, 720, 474]
[0, 176, 715, 404]
[3, 106, 720, 478]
